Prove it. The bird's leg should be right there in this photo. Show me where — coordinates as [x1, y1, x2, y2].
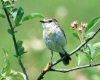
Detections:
[50, 50, 53, 64]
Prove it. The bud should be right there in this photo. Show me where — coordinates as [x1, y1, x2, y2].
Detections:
[81, 23, 87, 29]
[71, 21, 78, 29]
[77, 27, 83, 33]
[11, 0, 14, 2]
[11, 4, 15, 8]
[11, 0, 17, 3]
[71, 23, 75, 29]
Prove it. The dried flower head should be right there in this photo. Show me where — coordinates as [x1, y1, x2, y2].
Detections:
[71, 21, 78, 29]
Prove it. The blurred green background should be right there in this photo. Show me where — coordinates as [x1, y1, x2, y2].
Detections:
[0, 0, 100, 80]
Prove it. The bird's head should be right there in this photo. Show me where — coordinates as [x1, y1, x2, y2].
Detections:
[40, 17, 59, 29]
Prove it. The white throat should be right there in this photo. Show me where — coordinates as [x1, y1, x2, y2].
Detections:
[42, 23, 57, 30]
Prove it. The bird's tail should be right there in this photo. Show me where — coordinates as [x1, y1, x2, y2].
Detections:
[59, 52, 71, 65]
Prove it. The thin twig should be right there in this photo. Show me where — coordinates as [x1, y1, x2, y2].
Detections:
[51, 27, 100, 67]
[36, 27, 100, 80]
[36, 71, 48, 80]
[50, 62, 100, 73]
[36, 62, 51, 80]
[1, 1, 29, 80]
[70, 27, 100, 56]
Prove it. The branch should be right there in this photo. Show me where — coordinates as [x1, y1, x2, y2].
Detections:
[1, 1, 29, 80]
[36, 62, 51, 80]
[51, 27, 100, 67]
[50, 62, 100, 73]
[36, 27, 100, 80]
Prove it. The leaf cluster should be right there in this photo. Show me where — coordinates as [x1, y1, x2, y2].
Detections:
[72, 17, 100, 65]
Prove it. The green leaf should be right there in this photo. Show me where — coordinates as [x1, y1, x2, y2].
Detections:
[17, 40, 26, 56]
[87, 44, 95, 57]
[0, 76, 3, 80]
[17, 40, 23, 49]
[93, 42, 100, 50]
[6, 4, 13, 8]
[5, 1, 12, 7]
[85, 17, 100, 33]
[1, 49, 10, 75]
[87, 44, 95, 58]
[19, 47, 27, 56]
[22, 13, 44, 21]
[86, 32, 95, 38]
[0, 14, 5, 18]
[16, 72, 26, 80]
[16, 24, 22, 27]
[84, 44, 94, 61]
[18, 47, 24, 56]
[7, 29, 13, 35]
[14, 30, 18, 34]
[85, 53, 92, 61]
[3, 49, 9, 59]
[9, 70, 26, 80]
[76, 53, 81, 66]
[15, 7, 24, 26]
[0, 8, 2, 12]
[7, 29, 17, 35]
[12, 8, 18, 12]
[95, 52, 100, 59]
[5, 1, 12, 13]
[72, 32, 80, 40]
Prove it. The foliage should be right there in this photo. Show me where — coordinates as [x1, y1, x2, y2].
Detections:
[71, 17, 100, 65]
[0, 0, 100, 80]
[0, 49, 26, 80]
[0, 0, 43, 80]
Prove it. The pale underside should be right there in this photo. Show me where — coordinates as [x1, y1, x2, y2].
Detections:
[43, 26, 66, 54]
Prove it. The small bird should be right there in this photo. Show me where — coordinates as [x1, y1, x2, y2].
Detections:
[40, 17, 71, 65]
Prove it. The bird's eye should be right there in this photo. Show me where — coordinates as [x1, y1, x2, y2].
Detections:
[49, 20, 52, 23]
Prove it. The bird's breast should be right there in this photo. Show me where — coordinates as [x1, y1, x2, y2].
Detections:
[43, 27, 66, 53]
[45, 28, 55, 38]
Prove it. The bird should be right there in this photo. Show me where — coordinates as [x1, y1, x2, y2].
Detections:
[40, 17, 71, 65]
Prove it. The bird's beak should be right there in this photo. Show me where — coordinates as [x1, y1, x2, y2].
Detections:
[40, 20, 45, 23]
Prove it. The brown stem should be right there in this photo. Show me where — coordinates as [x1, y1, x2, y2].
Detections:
[50, 62, 100, 73]
[1, 1, 29, 80]
[36, 27, 100, 80]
